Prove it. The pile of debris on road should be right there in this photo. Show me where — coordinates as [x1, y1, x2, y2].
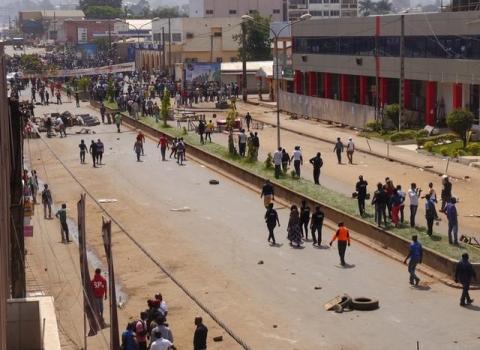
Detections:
[325, 294, 379, 313]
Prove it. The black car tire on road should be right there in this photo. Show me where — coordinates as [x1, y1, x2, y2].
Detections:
[351, 297, 379, 311]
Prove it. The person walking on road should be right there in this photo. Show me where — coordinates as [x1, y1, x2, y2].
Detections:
[427, 182, 439, 220]
[330, 222, 351, 266]
[115, 112, 122, 133]
[91, 268, 107, 318]
[333, 137, 344, 164]
[245, 112, 252, 131]
[136, 131, 146, 156]
[309, 152, 323, 185]
[310, 205, 325, 246]
[444, 197, 459, 245]
[89, 140, 98, 167]
[157, 135, 169, 161]
[372, 183, 388, 227]
[75, 92, 80, 107]
[96, 139, 104, 165]
[261, 180, 274, 208]
[79, 139, 88, 164]
[440, 175, 453, 213]
[193, 316, 208, 350]
[291, 146, 303, 178]
[135, 312, 149, 350]
[55, 203, 71, 243]
[151, 330, 176, 350]
[176, 138, 185, 165]
[390, 189, 403, 227]
[265, 203, 280, 245]
[287, 205, 303, 247]
[252, 132, 260, 161]
[455, 253, 476, 307]
[408, 183, 421, 228]
[134, 140, 143, 162]
[300, 200, 311, 240]
[397, 185, 406, 223]
[273, 147, 283, 179]
[281, 149, 290, 174]
[346, 137, 355, 164]
[425, 194, 436, 236]
[121, 322, 137, 350]
[403, 235, 422, 286]
[356, 176, 368, 216]
[100, 102, 106, 124]
[41, 184, 53, 219]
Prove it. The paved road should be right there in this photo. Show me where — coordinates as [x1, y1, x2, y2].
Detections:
[27, 103, 479, 350]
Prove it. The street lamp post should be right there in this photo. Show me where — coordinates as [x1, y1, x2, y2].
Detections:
[241, 14, 311, 149]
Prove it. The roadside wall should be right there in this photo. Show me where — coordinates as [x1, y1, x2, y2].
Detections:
[278, 90, 376, 128]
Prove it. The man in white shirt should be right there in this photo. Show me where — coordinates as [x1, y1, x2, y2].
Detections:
[155, 293, 168, 317]
[273, 147, 283, 179]
[347, 138, 355, 164]
[290, 146, 303, 178]
[238, 129, 247, 157]
[150, 331, 176, 350]
[407, 183, 422, 228]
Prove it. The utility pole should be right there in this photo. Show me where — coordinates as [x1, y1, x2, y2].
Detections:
[210, 34, 213, 62]
[374, 16, 380, 121]
[398, 14, 405, 131]
[241, 22, 247, 102]
[168, 17, 172, 77]
[161, 26, 165, 71]
[108, 20, 112, 60]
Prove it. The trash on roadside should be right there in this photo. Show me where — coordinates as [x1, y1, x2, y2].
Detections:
[98, 199, 118, 203]
[257, 260, 264, 265]
[209, 179, 220, 185]
[213, 336, 223, 342]
[170, 207, 191, 212]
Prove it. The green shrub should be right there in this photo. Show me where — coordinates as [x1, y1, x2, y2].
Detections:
[416, 129, 429, 138]
[365, 120, 382, 132]
[424, 141, 435, 152]
[416, 133, 458, 146]
[466, 143, 480, 156]
[264, 152, 273, 169]
[440, 147, 449, 156]
[455, 149, 466, 157]
[384, 104, 400, 129]
[390, 130, 417, 142]
[447, 109, 474, 148]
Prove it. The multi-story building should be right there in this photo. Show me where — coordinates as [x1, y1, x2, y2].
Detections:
[19, 10, 85, 42]
[285, 11, 480, 128]
[189, 0, 287, 21]
[289, 0, 358, 20]
[138, 17, 243, 71]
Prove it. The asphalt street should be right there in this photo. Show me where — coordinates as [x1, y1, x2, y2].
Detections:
[29, 112, 480, 350]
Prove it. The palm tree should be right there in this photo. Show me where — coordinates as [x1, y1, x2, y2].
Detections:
[359, 0, 375, 16]
[374, 0, 393, 14]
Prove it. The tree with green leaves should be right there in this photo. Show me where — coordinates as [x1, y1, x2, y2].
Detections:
[447, 109, 474, 148]
[359, 0, 375, 16]
[374, 0, 393, 14]
[79, 0, 122, 10]
[19, 54, 44, 73]
[84, 5, 123, 19]
[234, 12, 272, 61]
[161, 88, 171, 127]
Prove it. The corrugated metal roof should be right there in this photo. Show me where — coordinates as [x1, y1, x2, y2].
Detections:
[40, 10, 85, 18]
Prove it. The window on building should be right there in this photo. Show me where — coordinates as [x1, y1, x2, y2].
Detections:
[310, 0, 323, 3]
[310, 11, 323, 16]
[331, 0, 340, 3]
[172, 33, 181, 42]
[330, 10, 340, 16]
[230, 57, 238, 62]
[153, 33, 161, 41]
[186, 32, 194, 39]
[206, 9, 214, 15]
[273, 9, 281, 14]
[216, 57, 223, 63]
[229, 9, 237, 15]
[323, 10, 330, 16]
[214, 32, 222, 37]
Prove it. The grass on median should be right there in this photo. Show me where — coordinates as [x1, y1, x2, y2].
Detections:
[139, 116, 480, 262]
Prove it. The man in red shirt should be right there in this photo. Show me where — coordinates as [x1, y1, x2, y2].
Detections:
[91, 268, 107, 317]
[136, 131, 146, 155]
[157, 135, 169, 161]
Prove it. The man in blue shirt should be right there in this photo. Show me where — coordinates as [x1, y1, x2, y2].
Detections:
[404, 235, 423, 286]
[455, 253, 476, 306]
[444, 197, 458, 245]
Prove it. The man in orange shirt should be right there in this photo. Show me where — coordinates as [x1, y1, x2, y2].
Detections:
[330, 222, 351, 266]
